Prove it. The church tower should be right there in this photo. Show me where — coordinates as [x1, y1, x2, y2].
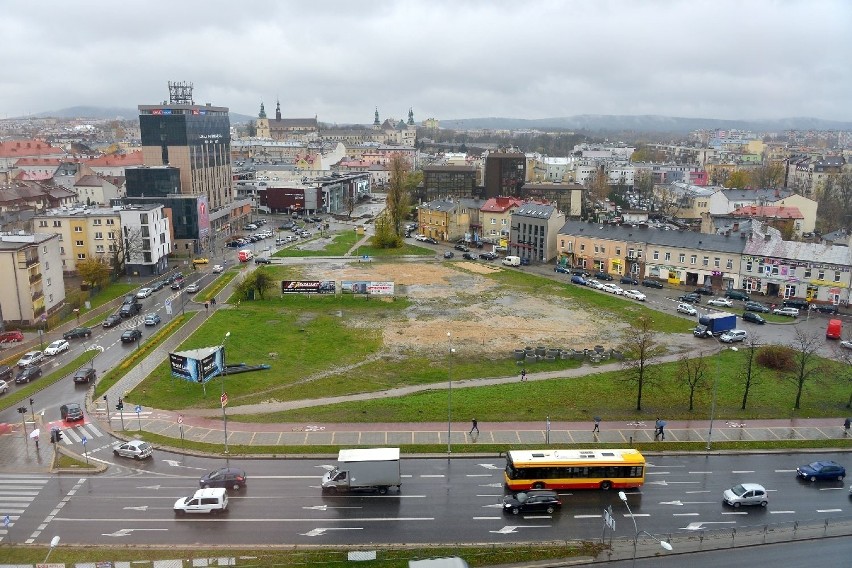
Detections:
[373, 107, 380, 128]
[408, 107, 414, 126]
[256, 102, 270, 138]
[275, 100, 282, 121]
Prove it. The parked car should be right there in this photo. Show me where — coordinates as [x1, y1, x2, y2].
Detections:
[462, 253, 476, 260]
[102, 314, 122, 328]
[152, 280, 167, 291]
[620, 276, 639, 285]
[677, 303, 698, 316]
[136, 288, 153, 299]
[796, 460, 846, 482]
[642, 279, 664, 289]
[425, 237, 439, 245]
[44, 340, 70, 356]
[121, 329, 142, 343]
[723, 483, 768, 508]
[601, 283, 624, 295]
[594, 272, 614, 281]
[811, 304, 839, 314]
[724, 289, 751, 302]
[744, 301, 771, 313]
[0, 365, 12, 382]
[113, 440, 153, 460]
[694, 286, 715, 296]
[679, 293, 701, 304]
[454, 244, 470, 252]
[741, 312, 766, 325]
[479, 252, 498, 261]
[0, 330, 25, 343]
[502, 490, 562, 515]
[783, 298, 810, 310]
[572, 269, 591, 277]
[144, 313, 161, 326]
[443, 251, 454, 259]
[773, 306, 800, 317]
[0, 379, 8, 394]
[15, 365, 42, 384]
[623, 289, 646, 301]
[63, 327, 92, 340]
[73, 367, 96, 384]
[693, 324, 712, 338]
[17, 351, 44, 368]
[255, 257, 271, 264]
[199, 467, 248, 490]
[570, 275, 587, 285]
[707, 298, 733, 307]
[840, 340, 852, 350]
[554, 265, 570, 274]
[192, 257, 210, 265]
[586, 279, 604, 290]
[720, 329, 748, 343]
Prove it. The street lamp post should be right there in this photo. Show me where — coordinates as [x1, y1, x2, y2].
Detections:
[44, 535, 60, 563]
[618, 491, 671, 567]
[221, 332, 231, 459]
[447, 332, 454, 455]
[707, 344, 738, 451]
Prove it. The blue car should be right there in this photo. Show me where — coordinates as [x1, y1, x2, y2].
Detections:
[571, 275, 587, 285]
[554, 265, 570, 274]
[796, 460, 846, 482]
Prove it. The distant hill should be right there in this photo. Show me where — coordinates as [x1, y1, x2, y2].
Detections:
[24, 106, 256, 123]
[438, 114, 852, 133]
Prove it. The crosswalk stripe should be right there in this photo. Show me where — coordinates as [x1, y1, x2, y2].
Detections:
[0, 478, 49, 483]
[0, 496, 36, 502]
[63, 429, 81, 444]
[110, 412, 152, 419]
[0, 491, 39, 496]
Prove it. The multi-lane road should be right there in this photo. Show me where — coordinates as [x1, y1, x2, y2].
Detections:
[1, 451, 850, 546]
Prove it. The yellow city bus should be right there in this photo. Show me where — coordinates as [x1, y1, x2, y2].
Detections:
[504, 449, 646, 491]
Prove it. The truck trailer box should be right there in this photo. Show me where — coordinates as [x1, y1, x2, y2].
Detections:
[321, 447, 401, 494]
[697, 313, 737, 336]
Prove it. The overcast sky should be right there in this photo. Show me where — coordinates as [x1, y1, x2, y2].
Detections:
[2, 0, 850, 124]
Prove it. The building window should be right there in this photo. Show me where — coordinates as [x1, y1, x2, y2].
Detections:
[628, 248, 634, 258]
[75, 240, 84, 246]
[45, 262, 49, 270]
[106, 219, 115, 225]
[53, 221, 61, 227]
[77, 253, 86, 260]
[95, 232, 103, 240]
[664, 252, 671, 261]
[804, 268, 811, 278]
[835, 271, 841, 282]
[38, 220, 47, 227]
[817, 270, 825, 280]
[747, 261, 753, 271]
[615, 248, 621, 256]
[726, 259, 733, 269]
[59, 247, 65, 254]
[714, 257, 721, 268]
[93, 219, 102, 225]
[703, 256, 709, 266]
[49, 294, 53, 302]
[690, 255, 697, 265]
[600, 246, 605, 254]
[594, 245, 600, 254]
[679, 253, 685, 263]
[490, 218, 496, 224]
[46, 278, 51, 286]
[580, 244, 585, 252]
[74, 226, 82, 232]
[653, 250, 659, 260]
[108, 231, 116, 239]
[96, 245, 104, 253]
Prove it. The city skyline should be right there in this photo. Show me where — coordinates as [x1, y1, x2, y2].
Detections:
[2, 0, 851, 124]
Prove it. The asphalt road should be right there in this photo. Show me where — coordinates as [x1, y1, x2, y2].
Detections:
[3, 452, 850, 546]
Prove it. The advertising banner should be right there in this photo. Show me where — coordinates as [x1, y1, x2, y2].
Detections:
[197, 195, 210, 240]
[170, 352, 196, 382]
[170, 345, 223, 384]
[281, 280, 336, 294]
[200, 346, 224, 382]
[342, 281, 395, 295]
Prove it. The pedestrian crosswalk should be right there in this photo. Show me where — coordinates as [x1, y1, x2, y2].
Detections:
[0, 475, 49, 542]
[60, 421, 105, 445]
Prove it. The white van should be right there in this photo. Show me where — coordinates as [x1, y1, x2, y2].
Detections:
[174, 487, 228, 515]
[502, 256, 521, 267]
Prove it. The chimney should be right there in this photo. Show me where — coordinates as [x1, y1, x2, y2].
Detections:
[733, 222, 739, 231]
[764, 234, 771, 242]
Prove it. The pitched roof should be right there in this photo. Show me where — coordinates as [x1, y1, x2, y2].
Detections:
[0, 139, 66, 158]
[558, 219, 748, 254]
[481, 196, 524, 212]
[730, 205, 803, 219]
[84, 150, 143, 167]
[12, 157, 65, 167]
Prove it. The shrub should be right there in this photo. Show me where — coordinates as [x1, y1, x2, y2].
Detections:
[757, 345, 796, 371]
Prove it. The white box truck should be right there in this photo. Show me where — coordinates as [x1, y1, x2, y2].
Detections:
[502, 255, 520, 266]
[321, 447, 402, 494]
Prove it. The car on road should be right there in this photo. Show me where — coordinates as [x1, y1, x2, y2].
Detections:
[479, 252, 498, 261]
[255, 257, 271, 264]
[840, 340, 852, 350]
[554, 265, 570, 274]
[113, 440, 153, 460]
[44, 340, 70, 356]
[425, 237, 439, 245]
[594, 271, 614, 281]
[174, 487, 229, 515]
[601, 283, 624, 295]
[694, 286, 715, 296]
[642, 279, 664, 289]
[744, 301, 771, 313]
[0, 379, 8, 394]
[741, 312, 766, 325]
[136, 288, 153, 299]
[192, 257, 209, 265]
[720, 329, 748, 343]
[17, 351, 44, 368]
[502, 490, 562, 515]
[170, 279, 185, 290]
[620, 276, 639, 285]
[679, 292, 701, 304]
[724, 289, 751, 302]
[443, 251, 454, 259]
[723, 483, 768, 508]
[63, 327, 92, 340]
[462, 252, 476, 260]
[623, 289, 646, 301]
[102, 314, 122, 328]
[212, 264, 224, 273]
[0, 330, 25, 342]
[414, 234, 428, 241]
[586, 279, 604, 290]
[185, 283, 200, 293]
[152, 280, 167, 291]
[144, 313, 161, 326]
[572, 269, 591, 277]
[796, 460, 846, 482]
[677, 303, 698, 316]
[773, 306, 800, 317]
[73, 367, 96, 384]
[61, 402, 84, 422]
[199, 467, 248, 490]
[121, 329, 142, 343]
[119, 302, 142, 318]
[15, 365, 42, 384]
[707, 298, 733, 307]
[454, 244, 469, 252]
[0, 365, 11, 382]
[570, 275, 587, 285]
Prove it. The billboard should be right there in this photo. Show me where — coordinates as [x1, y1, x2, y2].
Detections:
[281, 280, 336, 294]
[341, 281, 395, 295]
[170, 345, 224, 384]
[197, 195, 210, 240]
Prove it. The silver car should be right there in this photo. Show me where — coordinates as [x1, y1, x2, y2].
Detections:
[113, 440, 153, 460]
[723, 483, 768, 508]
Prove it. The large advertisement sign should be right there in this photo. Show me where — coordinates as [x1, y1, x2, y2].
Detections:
[342, 281, 395, 295]
[197, 195, 210, 240]
[281, 280, 336, 294]
[170, 346, 224, 384]
[170, 352, 196, 382]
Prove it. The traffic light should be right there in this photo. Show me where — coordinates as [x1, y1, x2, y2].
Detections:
[29, 398, 34, 406]
[116, 398, 124, 411]
[103, 395, 107, 401]
[17, 407, 26, 414]
[50, 430, 56, 443]
[55, 430, 63, 442]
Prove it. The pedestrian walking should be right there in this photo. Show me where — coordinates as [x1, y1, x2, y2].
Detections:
[655, 418, 666, 441]
[204, 302, 209, 312]
[592, 416, 601, 433]
[520, 368, 527, 382]
[469, 418, 479, 435]
[844, 417, 851, 435]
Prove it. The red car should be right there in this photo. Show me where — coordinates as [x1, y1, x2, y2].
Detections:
[0, 330, 24, 343]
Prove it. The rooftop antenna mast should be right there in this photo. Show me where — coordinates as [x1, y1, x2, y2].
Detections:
[168, 81, 194, 105]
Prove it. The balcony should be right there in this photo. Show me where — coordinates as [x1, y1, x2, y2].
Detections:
[17, 257, 39, 269]
[31, 290, 44, 302]
[29, 273, 42, 284]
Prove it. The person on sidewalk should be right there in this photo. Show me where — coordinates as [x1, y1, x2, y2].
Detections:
[211, 297, 216, 307]
[520, 369, 527, 382]
[592, 416, 601, 433]
[655, 418, 665, 441]
[844, 417, 851, 435]
[469, 418, 479, 435]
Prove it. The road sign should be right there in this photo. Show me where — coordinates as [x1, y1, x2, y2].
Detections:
[81, 435, 88, 446]
[135, 404, 142, 414]
[165, 299, 173, 315]
[603, 505, 615, 530]
[4, 514, 10, 527]
[220, 392, 228, 407]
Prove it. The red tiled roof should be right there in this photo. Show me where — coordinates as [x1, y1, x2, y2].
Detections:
[0, 139, 66, 158]
[731, 205, 803, 219]
[15, 171, 53, 181]
[480, 196, 524, 212]
[84, 150, 143, 167]
[12, 157, 65, 166]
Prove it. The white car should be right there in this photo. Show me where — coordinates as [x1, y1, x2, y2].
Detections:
[414, 234, 428, 242]
[723, 483, 768, 508]
[773, 307, 799, 317]
[16, 351, 44, 368]
[623, 289, 646, 301]
[601, 283, 624, 295]
[0, 380, 8, 394]
[44, 340, 70, 356]
[707, 298, 733, 307]
[136, 288, 153, 299]
[677, 303, 698, 316]
[185, 283, 201, 293]
[212, 265, 224, 273]
[586, 279, 603, 290]
[840, 340, 852, 350]
[720, 329, 748, 343]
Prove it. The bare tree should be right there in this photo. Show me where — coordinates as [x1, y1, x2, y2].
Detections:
[108, 227, 144, 277]
[633, 171, 654, 208]
[739, 335, 763, 410]
[816, 173, 852, 232]
[678, 352, 709, 411]
[618, 316, 667, 411]
[751, 162, 786, 189]
[386, 154, 412, 239]
[343, 194, 356, 219]
[586, 167, 610, 204]
[788, 328, 826, 410]
[833, 343, 852, 409]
